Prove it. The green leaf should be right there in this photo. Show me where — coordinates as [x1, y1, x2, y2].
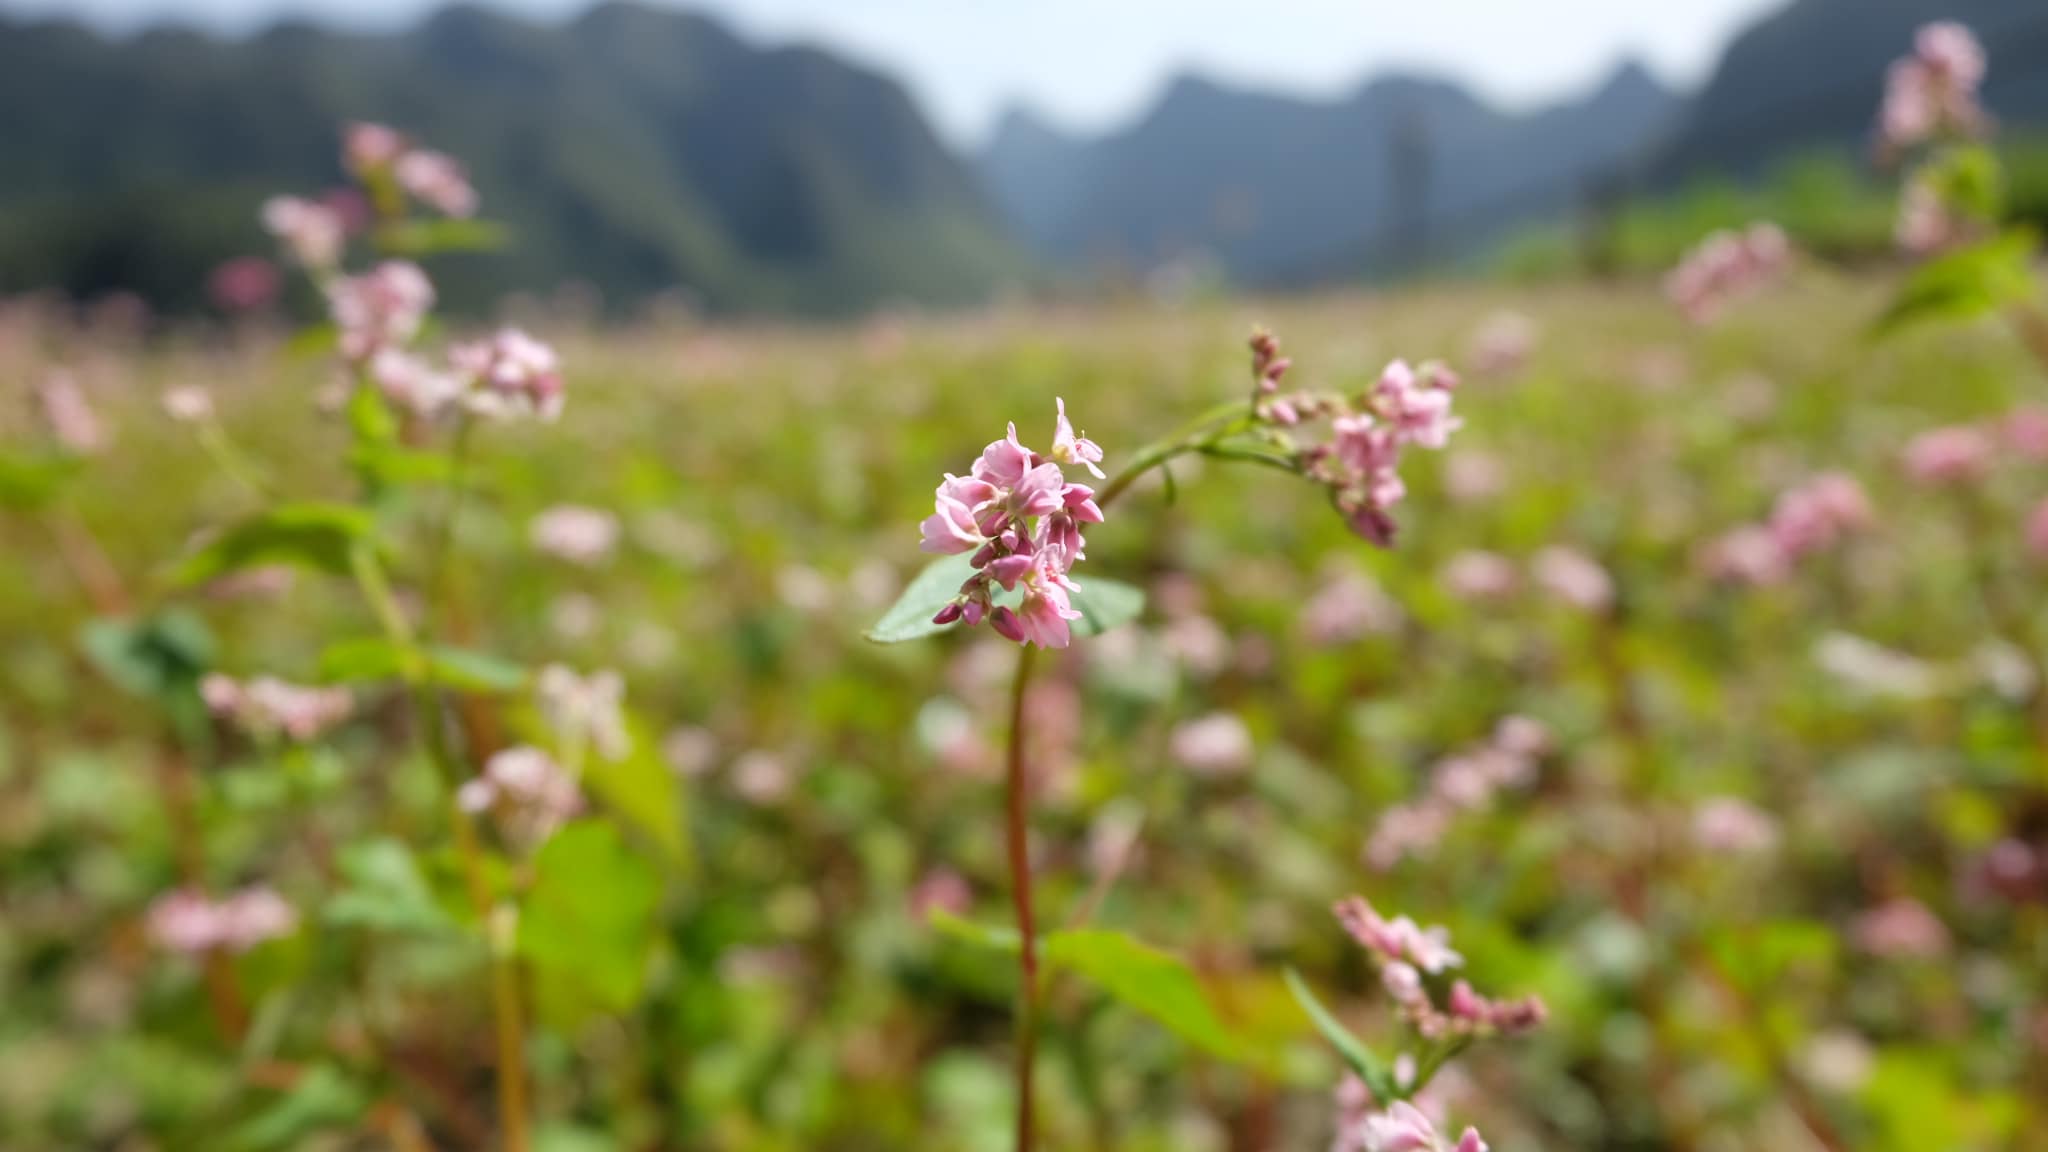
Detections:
[518, 820, 660, 1021]
[345, 383, 398, 448]
[324, 839, 457, 936]
[283, 323, 338, 361]
[1873, 228, 2040, 339]
[78, 611, 215, 701]
[1043, 929, 1252, 1062]
[581, 718, 690, 868]
[170, 503, 375, 587]
[1285, 968, 1396, 1100]
[349, 442, 453, 487]
[0, 450, 83, 510]
[318, 637, 528, 694]
[929, 910, 1021, 952]
[374, 218, 510, 257]
[867, 552, 976, 643]
[227, 1065, 369, 1152]
[866, 553, 1147, 644]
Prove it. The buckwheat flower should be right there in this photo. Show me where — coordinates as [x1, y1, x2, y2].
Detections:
[1491, 715, 1550, 761]
[731, 749, 792, 805]
[1442, 451, 1506, 504]
[1769, 473, 1872, 561]
[161, 385, 214, 424]
[1468, 311, 1536, 378]
[1852, 897, 1950, 959]
[529, 505, 619, 566]
[1903, 425, 1993, 485]
[536, 663, 629, 762]
[146, 889, 222, 955]
[460, 745, 583, 847]
[1050, 396, 1105, 478]
[908, 868, 973, 922]
[1666, 224, 1792, 324]
[395, 149, 479, 218]
[1879, 23, 1986, 154]
[368, 348, 463, 419]
[1896, 175, 1961, 256]
[1353, 1101, 1487, 1152]
[208, 256, 281, 314]
[1814, 632, 1942, 700]
[38, 370, 104, 454]
[1692, 797, 1779, 856]
[452, 328, 565, 421]
[1532, 546, 1613, 613]
[1301, 567, 1400, 646]
[1374, 360, 1462, 449]
[343, 121, 407, 174]
[262, 195, 345, 269]
[660, 725, 719, 779]
[1800, 1030, 1876, 1094]
[215, 886, 297, 951]
[1443, 551, 1519, 602]
[1170, 712, 1255, 778]
[2027, 499, 2048, 564]
[2005, 406, 2048, 461]
[328, 261, 434, 362]
[202, 674, 353, 741]
[1701, 525, 1791, 587]
[1366, 802, 1450, 871]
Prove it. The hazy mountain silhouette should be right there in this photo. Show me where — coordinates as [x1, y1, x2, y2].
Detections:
[0, 1, 1015, 315]
[977, 59, 1681, 283]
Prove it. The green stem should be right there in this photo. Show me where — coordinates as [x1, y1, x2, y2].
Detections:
[1096, 406, 1250, 511]
[1005, 643, 1041, 1152]
[196, 420, 271, 501]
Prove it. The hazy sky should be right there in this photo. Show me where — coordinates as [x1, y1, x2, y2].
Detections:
[8, 0, 1787, 143]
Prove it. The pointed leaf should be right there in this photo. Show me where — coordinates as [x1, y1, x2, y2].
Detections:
[1042, 929, 1253, 1063]
[170, 503, 375, 587]
[1285, 968, 1396, 1099]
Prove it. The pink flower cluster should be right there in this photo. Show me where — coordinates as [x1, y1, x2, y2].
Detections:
[1703, 472, 1872, 587]
[450, 328, 566, 421]
[344, 121, 479, 218]
[262, 196, 346, 270]
[1903, 424, 1994, 486]
[1334, 1097, 1487, 1152]
[200, 674, 353, 741]
[458, 745, 584, 847]
[38, 370, 104, 455]
[1250, 332, 1462, 546]
[147, 885, 297, 955]
[1878, 22, 1987, 157]
[209, 256, 281, 314]
[1335, 897, 1548, 1040]
[1666, 223, 1792, 324]
[530, 505, 620, 565]
[1368, 717, 1547, 870]
[329, 260, 435, 363]
[919, 399, 1106, 649]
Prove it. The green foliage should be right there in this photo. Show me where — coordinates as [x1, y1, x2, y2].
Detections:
[1284, 969, 1396, 1101]
[517, 820, 661, 1023]
[78, 611, 214, 702]
[168, 503, 377, 587]
[1872, 229, 2041, 339]
[317, 637, 528, 693]
[324, 838, 461, 937]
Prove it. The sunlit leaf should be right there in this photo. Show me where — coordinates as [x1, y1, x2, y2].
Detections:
[518, 820, 660, 1021]
[1872, 228, 2039, 339]
[0, 450, 83, 510]
[374, 217, 510, 257]
[324, 838, 459, 936]
[317, 637, 528, 694]
[582, 718, 690, 868]
[1043, 929, 1255, 1063]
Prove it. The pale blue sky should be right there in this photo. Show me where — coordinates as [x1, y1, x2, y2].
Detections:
[6, 0, 1787, 143]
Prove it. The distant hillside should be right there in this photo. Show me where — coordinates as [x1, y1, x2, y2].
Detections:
[1650, 0, 2048, 183]
[976, 61, 1681, 284]
[0, 1, 1017, 316]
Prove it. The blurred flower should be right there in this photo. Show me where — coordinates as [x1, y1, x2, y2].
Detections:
[208, 257, 281, 314]
[204, 565, 295, 602]
[1691, 797, 1779, 856]
[1666, 223, 1791, 324]
[262, 195, 345, 269]
[1800, 1030, 1876, 1094]
[1468, 311, 1536, 378]
[343, 121, 407, 174]
[395, 149, 478, 218]
[2026, 498, 2048, 564]
[160, 385, 214, 424]
[1903, 424, 1993, 485]
[1160, 614, 1232, 677]
[908, 868, 972, 922]
[1971, 838, 2043, 904]
[536, 664, 629, 761]
[529, 505, 620, 565]
[1333, 897, 1544, 1042]
[451, 328, 565, 421]
[1338, 1100, 1487, 1152]
[1769, 472, 1872, 561]
[1878, 22, 1987, 156]
[1442, 551, 1519, 602]
[328, 260, 434, 362]
[1442, 451, 1507, 504]
[1301, 566, 1400, 646]
[1701, 525, 1791, 587]
[1369, 719, 1545, 869]
[147, 886, 297, 955]
[459, 745, 582, 847]
[1895, 174, 1963, 256]
[660, 725, 719, 778]
[2006, 406, 2048, 460]
[776, 564, 836, 615]
[38, 370, 104, 454]
[922, 400, 1103, 649]
[731, 750, 792, 805]
[1852, 897, 1950, 958]
[201, 674, 352, 741]
[548, 592, 603, 641]
[1169, 712, 1254, 778]
[1531, 546, 1613, 613]
[369, 348, 464, 419]
[1814, 632, 1942, 699]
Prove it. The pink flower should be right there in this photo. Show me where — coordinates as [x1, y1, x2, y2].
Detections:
[2005, 406, 2048, 461]
[1170, 712, 1255, 777]
[451, 328, 565, 421]
[909, 868, 973, 922]
[1692, 797, 1779, 855]
[369, 348, 464, 418]
[1878, 23, 1986, 154]
[1374, 360, 1462, 449]
[1050, 396, 1106, 478]
[161, 386, 215, 424]
[1770, 472, 1872, 560]
[262, 196, 345, 269]
[328, 261, 434, 362]
[343, 121, 407, 174]
[1667, 223, 1792, 324]
[1896, 176, 1960, 256]
[1468, 311, 1536, 378]
[1344, 1102, 1488, 1152]
[536, 663, 629, 761]
[38, 370, 103, 454]
[208, 257, 281, 314]
[1443, 452, 1506, 504]
[530, 505, 619, 566]
[146, 889, 222, 955]
[1443, 551, 1518, 602]
[201, 674, 352, 741]
[2027, 499, 2048, 564]
[1903, 425, 1993, 485]
[395, 149, 479, 218]
[216, 887, 298, 951]
[1852, 897, 1950, 959]
[1301, 568, 1399, 646]
[147, 886, 296, 955]
[1701, 525, 1791, 587]
[460, 745, 583, 847]
[1531, 546, 1613, 613]
[925, 400, 1108, 648]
